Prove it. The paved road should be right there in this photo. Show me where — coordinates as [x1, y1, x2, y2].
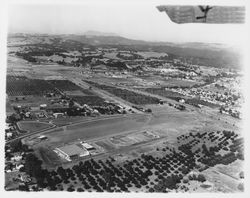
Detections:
[70, 77, 143, 114]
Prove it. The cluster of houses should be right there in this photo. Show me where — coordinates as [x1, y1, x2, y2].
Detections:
[170, 85, 241, 107]
[5, 123, 16, 140]
[5, 151, 25, 173]
[219, 106, 241, 119]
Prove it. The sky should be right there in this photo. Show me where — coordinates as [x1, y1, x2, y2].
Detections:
[8, 2, 246, 45]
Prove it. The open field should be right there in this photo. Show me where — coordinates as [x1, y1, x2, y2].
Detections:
[200, 160, 244, 192]
[23, 101, 240, 149]
[28, 114, 151, 146]
[161, 79, 200, 88]
[17, 121, 54, 133]
[8, 95, 52, 107]
[141, 88, 185, 100]
[51, 116, 93, 126]
[136, 51, 168, 58]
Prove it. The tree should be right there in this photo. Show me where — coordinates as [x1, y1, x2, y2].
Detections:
[10, 139, 29, 152]
[239, 171, 244, 179]
[8, 113, 21, 123]
[67, 186, 75, 192]
[77, 188, 84, 192]
[24, 153, 45, 187]
[197, 174, 206, 182]
[18, 184, 29, 191]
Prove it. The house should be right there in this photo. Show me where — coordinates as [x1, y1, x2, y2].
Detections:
[179, 99, 185, 103]
[25, 112, 31, 118]
[40, 104, 47, 109]
[20, 174, 32, 183]
[53, 112, 64, 118]
[6, 132, 13, 138]
[15, 164, 24, 170]
[38, 135, 48, 141]
[5, 123, 15, 131]
[91, 109, 100, 116]
[30, 106, 40, 111]
[11, 155, 22, 162]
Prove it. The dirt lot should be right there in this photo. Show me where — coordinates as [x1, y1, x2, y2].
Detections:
[201, 160, 244, 192]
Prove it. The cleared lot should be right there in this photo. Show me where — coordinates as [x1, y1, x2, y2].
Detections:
[17, 121, 54, 133]
[32, 114, 151, 146]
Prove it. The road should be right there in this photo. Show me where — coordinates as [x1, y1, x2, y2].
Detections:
[69, 77, 143, 114]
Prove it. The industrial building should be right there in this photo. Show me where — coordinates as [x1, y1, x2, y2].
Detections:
[54, 144, 89, 161]
[80, 142, 95, 151]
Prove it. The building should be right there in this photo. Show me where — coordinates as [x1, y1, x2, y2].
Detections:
[80, 142, 95, 151]
[54, 144, 89, 161]
[40, 104, 47, 109]
[53, 112, 64, 118]
[38, 135, 48, 141]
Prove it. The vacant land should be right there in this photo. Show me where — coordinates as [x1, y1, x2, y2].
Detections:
[161, 79, 200, 88]
[141, 88, 185, 100]
[136, 51, 168, 58]
[17, 121, 54, 133]
[31, 114, 151, 146]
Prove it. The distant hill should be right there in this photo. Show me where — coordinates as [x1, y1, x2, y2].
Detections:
[9, 32, 243, 69]
[60, 34, 242, 69]
[84, 31, 119, 37]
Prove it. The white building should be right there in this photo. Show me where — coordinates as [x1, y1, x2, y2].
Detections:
[54, 144, 89, 161]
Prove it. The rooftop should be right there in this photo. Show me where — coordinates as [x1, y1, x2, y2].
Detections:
[56, 144, 88, 156]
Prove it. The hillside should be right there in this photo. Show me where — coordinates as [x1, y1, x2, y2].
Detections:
[8, 33, 243, 69]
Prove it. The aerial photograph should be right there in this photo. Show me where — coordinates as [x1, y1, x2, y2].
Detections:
[4, 1, 246, 193]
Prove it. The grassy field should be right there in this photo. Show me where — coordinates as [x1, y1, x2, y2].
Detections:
[8, 95, 51, 107]
[51, 116, 93, 126]
[141, 88, 185, 100]
[161, 79, 200, 88]
[17, 121, 54, 133]
[28, 103, 239, 150]
[136, 51, 168, 58]
[36, 114, 151, 146]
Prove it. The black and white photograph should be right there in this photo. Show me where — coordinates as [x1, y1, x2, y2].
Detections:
[1, 0, 249, 196]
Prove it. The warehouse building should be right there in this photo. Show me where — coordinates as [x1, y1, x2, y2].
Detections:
[80, 142, 95, 151]
[54, 144, 89, 161]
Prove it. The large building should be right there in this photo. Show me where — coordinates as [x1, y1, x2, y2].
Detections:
[54, 144, 89, 161]
[80, 142, 95, 151]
